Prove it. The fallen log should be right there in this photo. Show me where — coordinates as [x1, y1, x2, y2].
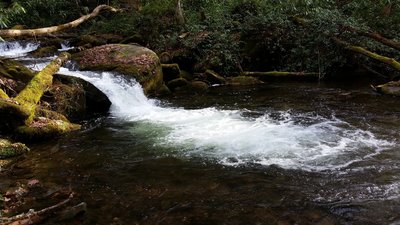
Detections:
[333, 37, 400, 71]
[243, 71, 319, 77]
[0, 5, 120, 38]
[0, 89, 9, 99]
[14, 52, 70, 123]
[341, 25, 400, 51]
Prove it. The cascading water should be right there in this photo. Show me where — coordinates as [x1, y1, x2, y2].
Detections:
[0, 41, 39, 58]
[2, 42, 400, 224]
[1, 43, 393, 171]
[54, 67, 393, 171]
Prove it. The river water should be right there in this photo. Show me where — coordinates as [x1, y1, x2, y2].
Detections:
[1, 42, 400, 224]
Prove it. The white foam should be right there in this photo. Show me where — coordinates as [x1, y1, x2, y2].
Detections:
[9, 45, 393, 171]
[58, 68, 393, 171]
[0, 41, 39, 58]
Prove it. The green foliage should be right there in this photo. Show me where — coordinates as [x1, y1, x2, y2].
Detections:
[0, 1, 25, 28]
[8, 0, 81, 28]
[4, 0, 398, 76]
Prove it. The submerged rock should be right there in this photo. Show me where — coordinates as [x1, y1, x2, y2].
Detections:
[73, 44, 164, 95]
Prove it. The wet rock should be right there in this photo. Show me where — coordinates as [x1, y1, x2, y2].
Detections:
[73, 44, 164, 95]
[162, 63, 181, 82]
[374, 81, 400, 96]
[226, 76, 263, 86]
[14, 117, 81, 141]
[44, 74, 112, 122]
[189, 81, 209, 92]
[0, 58, 35, 83]
[167, 77, 189, 91]
[31, 45, 58, 57]
[159, 52, 172, 64]
[180, 70, 194, 81]
[205, 70, 226, 85]
[0, 138, 29, 159]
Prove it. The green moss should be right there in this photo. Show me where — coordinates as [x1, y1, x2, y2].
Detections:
[14, 53, 70, 124]
[15, 118, 81, 141]
[226, 76, 263, 86]
[31, 46, 58, 58]
[0, 89, 9, 99]
[0, 138, 29, 159]
[0, 58, 35, 83]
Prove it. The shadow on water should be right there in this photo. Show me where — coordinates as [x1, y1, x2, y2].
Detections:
[4, 80, 400, 224]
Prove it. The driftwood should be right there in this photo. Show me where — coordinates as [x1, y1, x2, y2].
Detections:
[243, 71, 319, 77]
[0, 194, 73, 225]
[333, 37, 400, 71]
[0, 5, 120, 38]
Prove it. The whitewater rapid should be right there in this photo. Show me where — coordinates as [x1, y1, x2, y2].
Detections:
[1, 44, 394, 171]
[57, 69, 392, 171]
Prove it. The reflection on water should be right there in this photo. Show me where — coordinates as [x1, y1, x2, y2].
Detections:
[13, 82, 400, 225]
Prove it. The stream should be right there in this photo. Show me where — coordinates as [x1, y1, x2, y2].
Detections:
[1, 41, 400, 224]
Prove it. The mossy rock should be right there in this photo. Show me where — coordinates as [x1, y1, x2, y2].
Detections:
[205, 70, 226, 85]
[226, 76, 263, 86]
[375, 81, 400, 96]
[162, 63, 181, 82]
[0, 138, 29, 159]
[180, 70, 194, 81]
[73, 44, 164, 96]
[159, 52, 172, 64]
[15, 118, 81, 141]
[43, 74, 111, 122]
[31, 46, 59, 58]
[167, 77, 189, 91]
[189, 81, 209, 92]
[0, 99, 30, 134]
[0, 58, 35, 83]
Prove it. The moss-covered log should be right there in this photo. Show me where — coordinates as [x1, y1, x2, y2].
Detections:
[14, 52, 70, 123]
[0, 5, 120, 38]
[243, 71, 319, 77]
[0, 89, 9, 99]
[342, 25, 400, 51]
[333, 37, 400, 71]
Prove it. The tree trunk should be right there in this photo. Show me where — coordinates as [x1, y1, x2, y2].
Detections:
[243, 71, 319, 77]
[14, 53, 70, 123]
[0, 5, 120, 38]
[175, 0, 185, 26]
[341, 25, 400, 51]
[333, 37, 400, 71]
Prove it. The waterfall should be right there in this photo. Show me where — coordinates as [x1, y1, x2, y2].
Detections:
[1, 42, 393, 171]
[58, 68, 392, 171]
[0, 41, 39, 58]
